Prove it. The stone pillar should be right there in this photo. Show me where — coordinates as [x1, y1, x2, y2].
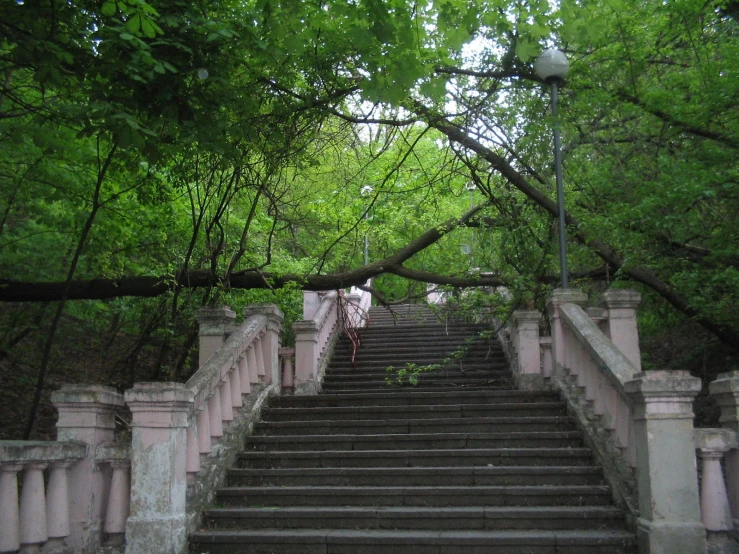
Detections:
[603, 290, 642, 371]
[302, 291, 322, 321]
[624, 371, 706, 554]
[194, 306, 236, 368]
[511, 310, 544, 390]
[124, 383, 192, 554]
[293, 320, 320, 395]
[540, 337, 553, 379]
[545, 289, 588, 379]
[52, 385, 124, 551]
[243, 303, 284, 388]
[709, 371, 739, 528]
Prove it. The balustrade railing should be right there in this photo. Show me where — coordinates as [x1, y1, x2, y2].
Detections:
[0, 441, 87, 554]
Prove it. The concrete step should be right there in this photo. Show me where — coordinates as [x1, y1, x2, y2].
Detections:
[244, 431, 584, 451]
[215, 484, 615, 507]
[203, 505, 625, 531]
[321, 378, 510, 390]
[226, 466, 606, 487]
[254, 416, 578, 436]
[270, 390, 562, 408]
[324, 368, 510, 378]
[262, 402, 566, 422]
[190, 528, 637, 553]
[320, 385, 516, 395]
[237, 448, 596, 469]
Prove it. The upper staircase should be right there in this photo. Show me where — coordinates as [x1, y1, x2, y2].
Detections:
[191, 304, 637, 553]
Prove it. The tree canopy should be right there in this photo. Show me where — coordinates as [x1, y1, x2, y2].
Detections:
[2, 0, 738, 354]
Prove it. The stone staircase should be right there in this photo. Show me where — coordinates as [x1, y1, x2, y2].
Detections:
[190, 304, 637, 553]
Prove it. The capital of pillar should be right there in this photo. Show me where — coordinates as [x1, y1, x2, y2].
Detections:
[125, 382, 193, 429]
[52, 385, 124, 444]
[511, 310, 542, 329]
[602, 289, 641, 313]
[625, 370, 701, 420]
[545, 288, 588, 318]
[242, 302, 284, 333]
[194, 306, 236, 336]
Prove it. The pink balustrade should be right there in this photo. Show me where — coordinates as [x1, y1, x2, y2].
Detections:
[0, 385, 128, 554]
[509, 289, 707, 551]
[291, 288, 372, 395]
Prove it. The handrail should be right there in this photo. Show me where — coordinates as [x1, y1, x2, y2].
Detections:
[186, 313, 267, 411]
[559, 302, 638, 400]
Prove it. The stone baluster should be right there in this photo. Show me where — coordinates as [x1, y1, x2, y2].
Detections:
[246, 346, 259, 385]
[0, 462, 23, 553]
[602, 290, 642, 371]
[238, 355, 251, 395]
[104, 459, 131, 547]
[125, 382, 193, 554]
[254, 337, 266, 382]
[19, 462, 48, 553]
[695, 428, 736, 539]
[45, 460, 73, 552]
[194, 306, 236, 368]
[230, 362, 243, 409]
[280, 347, 296, 393]
[207, 391, 223, 443]
[624, 370, 705, 553]
[219, 369, 234, 423]
[539, 337, 553, 379]
[709, 371, 739, 528]
[243, 303, 284, 388]
[511, 310, 543, 391]
[52, 385, 124, 551]
[195, 405, 211, 455]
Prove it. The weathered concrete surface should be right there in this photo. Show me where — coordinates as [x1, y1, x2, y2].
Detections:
[124, 383, 192, 554]
[626, 370, 706, 554]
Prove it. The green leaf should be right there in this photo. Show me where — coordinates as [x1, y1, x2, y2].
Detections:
[126, 14, 141, 33]
[101, 2, 117, 17]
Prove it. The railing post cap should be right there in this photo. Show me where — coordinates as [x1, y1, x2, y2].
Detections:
[279, 347, 296, 355]
[695, 428, 738, 452]
[125, 382, 193, 407]
[511, 310, 542, 323]
[546, 289, 588, 312]
[293, 320, 320, 333]
[242, 303, 284, 324]
[709, 371, 739, 396]
[624, 370, 702, 397]
[195, 306, 236, 336]
[602, 289, 642, 308]
[51, 384, 125, 408]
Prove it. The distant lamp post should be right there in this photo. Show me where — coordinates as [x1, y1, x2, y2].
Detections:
[360, 185, 373, 265]
[535, 48, 570, 288]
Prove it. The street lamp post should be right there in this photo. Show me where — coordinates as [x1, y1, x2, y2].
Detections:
[360, 185, 373, 265]
[535, 48, 570, 289]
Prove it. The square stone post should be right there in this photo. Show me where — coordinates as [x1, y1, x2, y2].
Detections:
[243, 303, 284, 388]
[293, 320, 320, 395]
[624, 371, 706, 554]
[302, 291, 322, 321]
[709, 371, 739, 528]
[51, 385, 125, 552]
[124, 383, 193, 554]
[545, 289, 588, 379]
[511, 310, 544, 391]
[194, 306, 236, 368]
[603, 290, 642, 371]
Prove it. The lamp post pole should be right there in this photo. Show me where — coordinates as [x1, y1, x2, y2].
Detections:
[360, 185, 373, 266]
[551, 80, 568, 288]
[535, 48, 570, 289]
